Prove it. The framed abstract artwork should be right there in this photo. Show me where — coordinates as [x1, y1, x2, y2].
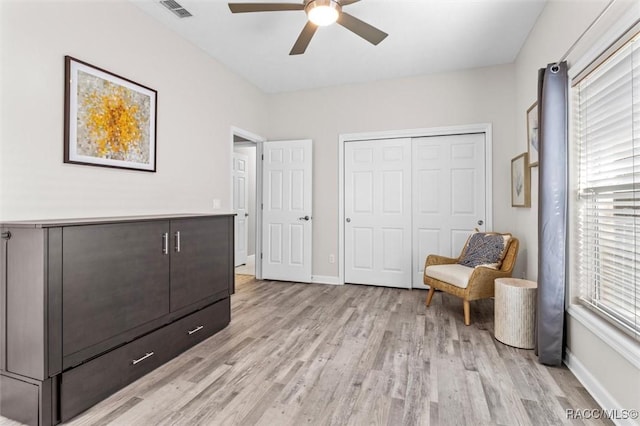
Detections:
[64, 56, 157, 172]
[511, 152, 531, 207]
[526, 101, 539, 167]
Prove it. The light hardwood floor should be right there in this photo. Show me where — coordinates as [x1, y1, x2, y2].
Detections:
[2, 276, 609, 425]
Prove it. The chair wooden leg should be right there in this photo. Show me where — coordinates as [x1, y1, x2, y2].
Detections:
[463, 300, 471, 326]
[426, 287, 435, 307]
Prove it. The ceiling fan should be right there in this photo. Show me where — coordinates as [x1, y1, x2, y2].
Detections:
[228, 0, 388, 55]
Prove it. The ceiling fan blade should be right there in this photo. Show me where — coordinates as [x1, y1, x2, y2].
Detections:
[290, 21, 318, 55]
[338, 0, 361, 5]
[337, 12, 388, 45]
[228, 3, 305, 13]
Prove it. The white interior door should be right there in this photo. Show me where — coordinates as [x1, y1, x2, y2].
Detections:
[344, 138, 412, 288]
[412, 133, 486, 288]
[233, 152, 249, 267]
[262, 140, 313, 283]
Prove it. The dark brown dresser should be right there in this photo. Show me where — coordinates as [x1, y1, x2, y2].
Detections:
[0, 214, 234, 425]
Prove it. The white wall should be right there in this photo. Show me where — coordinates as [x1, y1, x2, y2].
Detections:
[267, 64, 517, 278]
[514, 0, 640, 419]
[0, 0, 267, 221]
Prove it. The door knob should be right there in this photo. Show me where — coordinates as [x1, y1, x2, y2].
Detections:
[346, 218, 351, 223]
[299, 215, 310, 221]
[477, 220, 484, 226]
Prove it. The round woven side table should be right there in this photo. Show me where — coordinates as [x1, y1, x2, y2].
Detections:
[494, 278, 537, 349]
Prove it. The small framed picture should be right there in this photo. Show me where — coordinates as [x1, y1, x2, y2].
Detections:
[526, 102, 539, 167]
[64, 56, 157, 172]
[511, 152, 531, 207]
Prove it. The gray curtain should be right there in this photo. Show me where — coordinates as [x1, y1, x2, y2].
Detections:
[536, 61, 568, 366]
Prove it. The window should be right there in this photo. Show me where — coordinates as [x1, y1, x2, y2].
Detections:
[573, 28, 639, 339]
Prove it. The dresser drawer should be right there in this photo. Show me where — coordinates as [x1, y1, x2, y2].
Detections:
[60, 323, 173, 421]
[168, 297, 230, 356]
[59, 298, 230, 422]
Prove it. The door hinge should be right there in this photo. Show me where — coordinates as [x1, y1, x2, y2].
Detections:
[261, 203, 264, 210]
[261, 154, 264, 160]
[261, 253, 263, 259]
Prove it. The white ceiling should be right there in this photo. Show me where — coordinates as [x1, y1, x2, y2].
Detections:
[131, 0, 547, 93]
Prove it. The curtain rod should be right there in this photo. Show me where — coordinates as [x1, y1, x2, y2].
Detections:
[557, 0, 617, 64]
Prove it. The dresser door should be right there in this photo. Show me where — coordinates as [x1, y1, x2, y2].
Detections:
[62, 221, 170, 358]
[170, 217, 232, 312]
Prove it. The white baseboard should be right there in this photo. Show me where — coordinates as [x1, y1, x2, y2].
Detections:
[311, 275, 342, 285]
[564, 349, 639, 426]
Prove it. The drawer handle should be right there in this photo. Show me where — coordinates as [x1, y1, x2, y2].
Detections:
[188, 325, 204, 335]
[132, 352, 154, 365]
[162, 233, 169, 255]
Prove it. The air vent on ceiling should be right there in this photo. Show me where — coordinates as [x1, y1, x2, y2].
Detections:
[160, 0, 193, 18]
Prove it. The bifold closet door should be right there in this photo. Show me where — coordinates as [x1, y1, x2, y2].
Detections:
[412, 133, 486, 288]
[344, 138, 412, 288]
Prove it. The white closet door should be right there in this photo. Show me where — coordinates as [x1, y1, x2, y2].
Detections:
[233, 152, 249, 266]
[344, 138, 412, 288]
[262, 139, 313, 283]
[412, 133, 486, 288]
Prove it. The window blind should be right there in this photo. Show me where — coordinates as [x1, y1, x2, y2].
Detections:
[574, 30, 639, 339]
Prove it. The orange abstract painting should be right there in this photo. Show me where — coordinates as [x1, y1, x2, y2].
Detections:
[65, 56, 157, 171]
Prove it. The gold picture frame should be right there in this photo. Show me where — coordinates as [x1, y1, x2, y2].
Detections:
[511, 152, 531, 207]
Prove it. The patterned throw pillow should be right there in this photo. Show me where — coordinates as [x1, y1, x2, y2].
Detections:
[458, 232, 512, 269]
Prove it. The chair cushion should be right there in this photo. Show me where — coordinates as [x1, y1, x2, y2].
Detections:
[424, 264, 474, 289]
[458, 232, 512, 269]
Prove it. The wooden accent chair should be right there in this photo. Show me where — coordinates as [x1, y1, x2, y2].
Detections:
[423, 235, 519, 326]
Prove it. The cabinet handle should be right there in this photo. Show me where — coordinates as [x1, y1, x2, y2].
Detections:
[187, 325, 204, 335]
[132, 351, 154, 365]
[162, 233, 169, 255]
[175, 231, 181, 253]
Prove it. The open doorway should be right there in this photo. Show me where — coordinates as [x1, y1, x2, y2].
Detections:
[231, 128, 263, 280]
[230, 128, 313, 284]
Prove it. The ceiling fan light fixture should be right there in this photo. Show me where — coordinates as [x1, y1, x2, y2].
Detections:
[305, 0, 341, 26]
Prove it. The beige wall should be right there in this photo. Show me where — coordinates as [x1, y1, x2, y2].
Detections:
[267, 64, 517, 277]
[566, 317, 640, 417]
[0, 0, 267, 221]
[513, 0, 610, 282]
[514, 0, 640, 418]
